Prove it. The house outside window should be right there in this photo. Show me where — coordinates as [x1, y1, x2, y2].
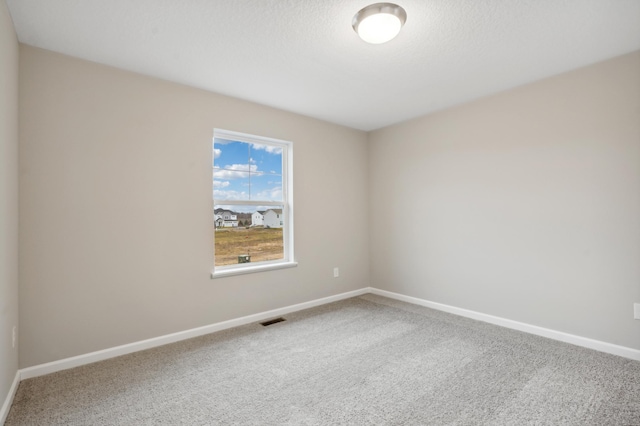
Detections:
[212, 129, 295, 277]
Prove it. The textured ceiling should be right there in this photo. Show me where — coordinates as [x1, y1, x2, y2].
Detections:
[6, 0, 640, 131]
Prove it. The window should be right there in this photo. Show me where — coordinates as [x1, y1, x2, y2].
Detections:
[212, 129, 295, 277]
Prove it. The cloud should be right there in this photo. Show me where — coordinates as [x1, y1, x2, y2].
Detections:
[215, 170, 249, 179]
[213, 164, 260, 179]
[252, 144, 282, 155]
[214, 185, 282, 203]
[213, 189, 249, 200]
[254, 187, 283, 201]
[213, 148, 221, 159]
[213, 180, 230, 188]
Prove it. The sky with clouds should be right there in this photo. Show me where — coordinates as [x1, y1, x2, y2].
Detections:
[213, 138, 283, 212]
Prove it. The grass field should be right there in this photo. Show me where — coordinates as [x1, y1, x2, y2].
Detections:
[214, 227, 283, 266]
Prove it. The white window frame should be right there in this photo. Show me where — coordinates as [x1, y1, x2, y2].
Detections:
[211, 129, 296, 278]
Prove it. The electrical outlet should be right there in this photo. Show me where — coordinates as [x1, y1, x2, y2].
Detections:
[12, 326, 16, 348]
[634, 303, 640, 320]
[333, 267, 339, 278]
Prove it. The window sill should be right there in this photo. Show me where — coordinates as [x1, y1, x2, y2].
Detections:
[211, 261, 298, 279]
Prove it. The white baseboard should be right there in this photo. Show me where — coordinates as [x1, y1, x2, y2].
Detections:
[19, 288, 369, 380]
[369, 288, 640, 362]
[0, 370, 20, 425]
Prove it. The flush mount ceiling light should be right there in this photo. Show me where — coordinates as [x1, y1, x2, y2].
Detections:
[352, 3, 407, 44]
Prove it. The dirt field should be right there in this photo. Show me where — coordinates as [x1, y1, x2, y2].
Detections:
[214, 227, 284, 266]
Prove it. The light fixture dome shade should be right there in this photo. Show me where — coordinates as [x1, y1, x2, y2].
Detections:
[352, 3, 407, 44]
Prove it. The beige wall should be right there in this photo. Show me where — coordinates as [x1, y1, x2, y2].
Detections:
[0, 0, 19, 408]
[369, 51, 640, 350]
[15, 41, 640, 368]
[18, 45, 370, 367]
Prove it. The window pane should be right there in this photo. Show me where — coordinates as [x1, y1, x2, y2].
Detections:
[214, 204, 285, 267]
[250, 172, 283, 202]
[213, 170, 250, 201]
[250, 143, 283, 175]
[212, 138, 253, 199]
[213, 140, 251, 171]
[214, 138, 283, 202]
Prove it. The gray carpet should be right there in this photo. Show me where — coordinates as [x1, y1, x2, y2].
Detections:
[6, 294, 640, 425]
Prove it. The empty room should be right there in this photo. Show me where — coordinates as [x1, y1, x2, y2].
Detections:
[1, 0, 640, 424]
